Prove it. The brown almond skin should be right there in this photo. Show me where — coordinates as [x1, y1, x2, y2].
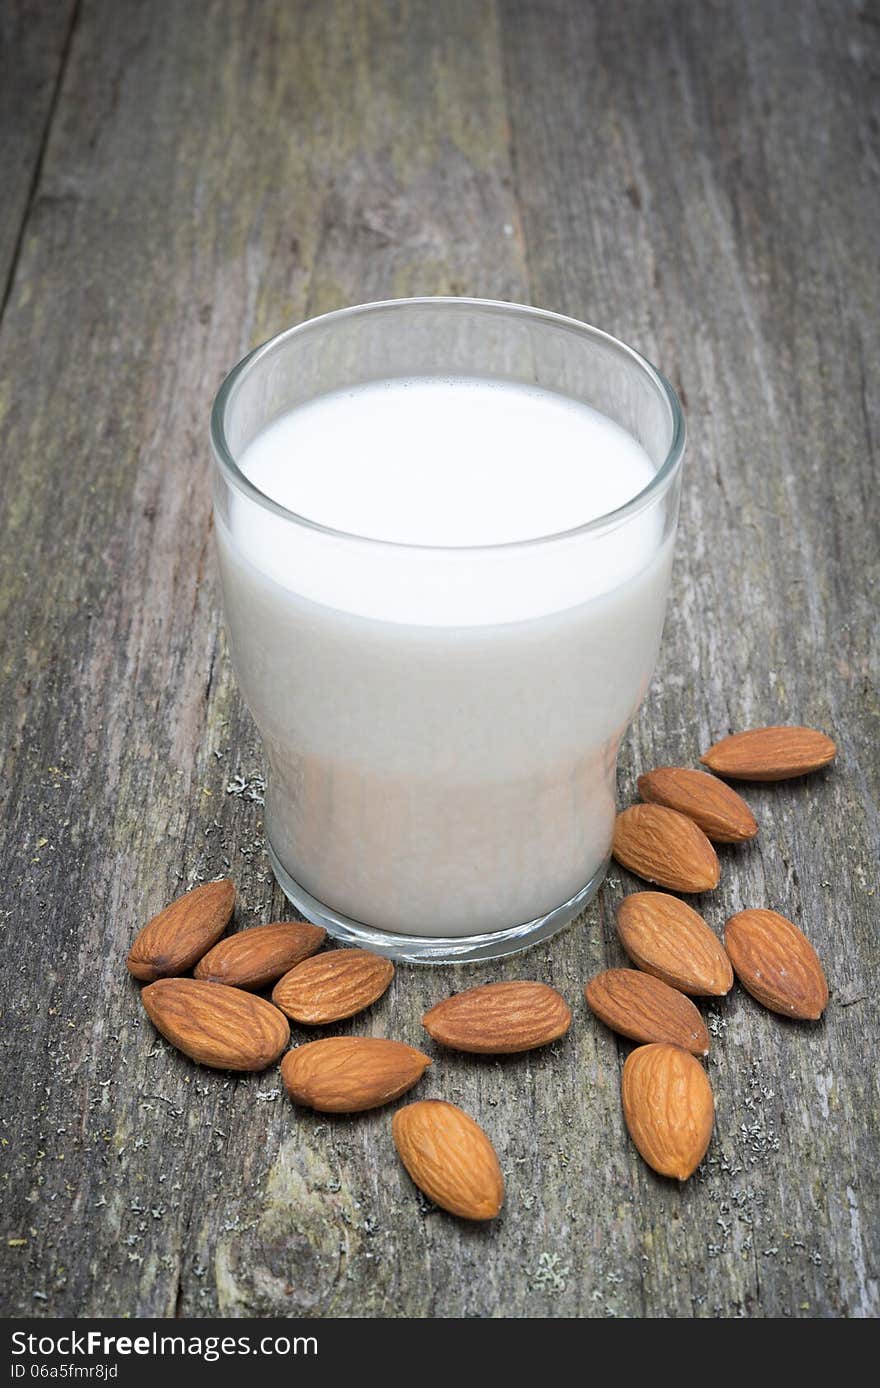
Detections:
[281, 1037, 430, 1112]
[392, 1100, 504, 1221]
[272, 949, 393, 1024]
[127, 880, 235, 981]
[141, 978, 289, 1071]
[638, 767, 758, 844]
[724, 909, 829, 1019]
[622, 1043, 714, 1180]
[701, 726, 837, 781]
[585, 969, 710, 1055]
[616, 893, 733, 997]
[422, 981, 571, 1054]
[612, 805, 720, 892]
[195, 921, 326, 991]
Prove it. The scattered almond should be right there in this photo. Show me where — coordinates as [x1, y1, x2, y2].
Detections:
[724, 909, 829, 1019]
[612, 804, 720, 892]
[272, 948, 394, 1024]
[195, 921, 326, 991]
[422, 981, 571, 1054]
[141, 978, 289, 1070]
[124, 697, 836, 1221]
[127, 879, 235, 982]
[701, 726, 837, 781]
[392, 1100, 504, 1221]
[585, 968, 710, 1055]
[281, 1036, 430, 1112]
[637, 766, 758, 843]
[621, 1043, 714, 1180]
[616, 892, 733, 997]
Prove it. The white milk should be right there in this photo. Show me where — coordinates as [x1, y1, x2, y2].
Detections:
[215, 376, 673, 937]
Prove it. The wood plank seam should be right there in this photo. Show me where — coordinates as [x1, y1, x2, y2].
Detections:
[0, 0, 82, 325]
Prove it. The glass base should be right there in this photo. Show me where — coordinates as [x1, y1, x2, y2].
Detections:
[267, 842, 609, 963]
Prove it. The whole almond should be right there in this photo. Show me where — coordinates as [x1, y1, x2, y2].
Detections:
[392, 1100, 504, 1221]
[621, 1043, 714, 1180]
[272, 949, 393, 1024]
[422, 981, 571, 1054]
[281, 1037, 430, 1112]
[127, 879, 235, 981]
[637, 767, 758, 843]
[612, 805, 720, 892]
[141, 978, 289, 1071]
[616, 893, 733, 997]
[701, 726, 837, 781]
[724, 909, 829, 1019]
[195, 921, 326, 991]
[585, 969, 710, 1055]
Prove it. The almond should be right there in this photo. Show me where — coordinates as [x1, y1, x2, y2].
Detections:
[621, 1043, 714, 1180]
[272, 949, 393, 1024]
[637, 766, 758, 843]
[700, 726, 837, 781]
[392, 1100, 504, 1221]
[195, 921, 325, 991]
[127, 879, 235, 981]
[724, 909, 829, 1019]
[612, 804, 720, 892]
[616, 893, 733, 997]
[281, 1036, 430, 1112]
[585, 968, 710, 1055]
[141, 978, 289, 1070]
[422, 981, 571, 1054]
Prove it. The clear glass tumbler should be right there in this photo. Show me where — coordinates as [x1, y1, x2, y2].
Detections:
[210, 298, 685, 962]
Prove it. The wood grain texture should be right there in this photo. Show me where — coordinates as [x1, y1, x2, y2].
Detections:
[0, 0, 876, 1319]
[0, 1, 77, 305]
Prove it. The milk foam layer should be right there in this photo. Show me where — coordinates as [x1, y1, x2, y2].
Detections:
[239, 376, 656, 545]
[230, 377, 660, 625]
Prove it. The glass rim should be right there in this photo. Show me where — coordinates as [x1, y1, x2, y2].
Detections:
[209, 295, 686, 553]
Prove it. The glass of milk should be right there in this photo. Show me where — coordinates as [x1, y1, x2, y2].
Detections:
[210, 298, 685, 962]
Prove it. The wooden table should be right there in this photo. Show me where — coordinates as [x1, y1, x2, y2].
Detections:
[1, 0, 877, 1319]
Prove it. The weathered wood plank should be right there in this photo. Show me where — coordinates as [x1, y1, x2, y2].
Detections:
[0, 0, 877, 1319]
[0, 1, 76, 310]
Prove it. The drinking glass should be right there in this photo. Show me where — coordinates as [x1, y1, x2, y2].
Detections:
[210, 298, 685, 962]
